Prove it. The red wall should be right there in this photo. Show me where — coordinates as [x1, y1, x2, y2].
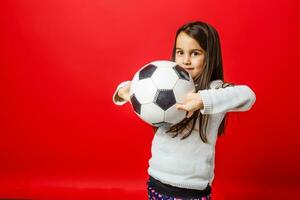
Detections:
[1, 0, 299, 199]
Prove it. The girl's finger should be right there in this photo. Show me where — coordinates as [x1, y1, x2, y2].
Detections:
[176, 104, 186, 111]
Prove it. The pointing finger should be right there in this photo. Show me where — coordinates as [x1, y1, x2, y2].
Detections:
[176, 104, 186, 111]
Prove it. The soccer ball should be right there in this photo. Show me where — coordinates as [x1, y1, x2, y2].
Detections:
[129, 60, 195, 127]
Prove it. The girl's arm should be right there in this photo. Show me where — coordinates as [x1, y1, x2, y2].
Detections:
[198, 83, 256, 115]
[112, 81, 131, 106]
[176, 80, 256, 116]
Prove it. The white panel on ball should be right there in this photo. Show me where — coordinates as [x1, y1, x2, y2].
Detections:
[164, 104, 187, 124]
[140, 103, 165, 124]
[129, 72, 139, 95]
[173, 79, 195, 103]
[151, 60, 176, 68]
[134, 79, 157, 104]
[151, 67, 178, 89]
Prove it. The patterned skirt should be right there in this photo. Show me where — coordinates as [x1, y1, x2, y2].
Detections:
[147, 176, 212, 200]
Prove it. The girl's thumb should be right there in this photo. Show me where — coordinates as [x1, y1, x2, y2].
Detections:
[176, 104, 185, 111]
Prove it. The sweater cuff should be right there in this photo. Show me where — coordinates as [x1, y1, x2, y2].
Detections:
[198, 90, 213, 114]
[112, 81, 131, 106]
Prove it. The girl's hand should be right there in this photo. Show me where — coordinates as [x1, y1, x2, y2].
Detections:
[176, 92, 203, 118]
[117, 81, 131, 103]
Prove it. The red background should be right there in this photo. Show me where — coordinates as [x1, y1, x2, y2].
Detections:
[1, 0, 299, 199]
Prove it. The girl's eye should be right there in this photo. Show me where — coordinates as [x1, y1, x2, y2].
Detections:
[192, 52, 199, 56]
[176, 51, 183, 55]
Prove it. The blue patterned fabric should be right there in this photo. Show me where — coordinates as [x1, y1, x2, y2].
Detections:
[147, 180, 212, 200]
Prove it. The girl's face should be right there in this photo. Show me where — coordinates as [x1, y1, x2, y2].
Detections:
[175, 31, 206, 80]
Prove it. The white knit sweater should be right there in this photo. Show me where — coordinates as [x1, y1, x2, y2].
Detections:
[112, 80, 256, 190]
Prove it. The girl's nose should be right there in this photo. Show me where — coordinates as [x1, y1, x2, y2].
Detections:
[183, 55, 191, 65]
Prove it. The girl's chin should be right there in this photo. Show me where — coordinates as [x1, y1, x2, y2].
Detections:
[186, 70, 195, 78]
[184, 69, 200, 80]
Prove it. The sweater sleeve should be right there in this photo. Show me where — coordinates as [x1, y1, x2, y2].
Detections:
[198, 83, 256, 115]
[112, 81, 131, 106]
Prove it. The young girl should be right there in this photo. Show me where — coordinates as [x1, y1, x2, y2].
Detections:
[112, 21, 256, 200]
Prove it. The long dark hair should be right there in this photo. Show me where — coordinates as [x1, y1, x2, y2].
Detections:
[154, 21, 234, 143]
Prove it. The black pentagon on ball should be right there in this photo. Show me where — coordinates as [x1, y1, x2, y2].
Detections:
[173, 65, 190, 81]
[130, 94, 141, 114]
[154, 89, 176, 111]
[139, 64, 157, 80]
[152, 121, 172, 128]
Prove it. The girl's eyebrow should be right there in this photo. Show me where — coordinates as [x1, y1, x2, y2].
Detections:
[191, 49, 203, 52]
[176, 48, 203, 52]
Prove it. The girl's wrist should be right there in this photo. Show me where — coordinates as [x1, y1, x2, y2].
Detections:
[196, 94, 204, 110]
